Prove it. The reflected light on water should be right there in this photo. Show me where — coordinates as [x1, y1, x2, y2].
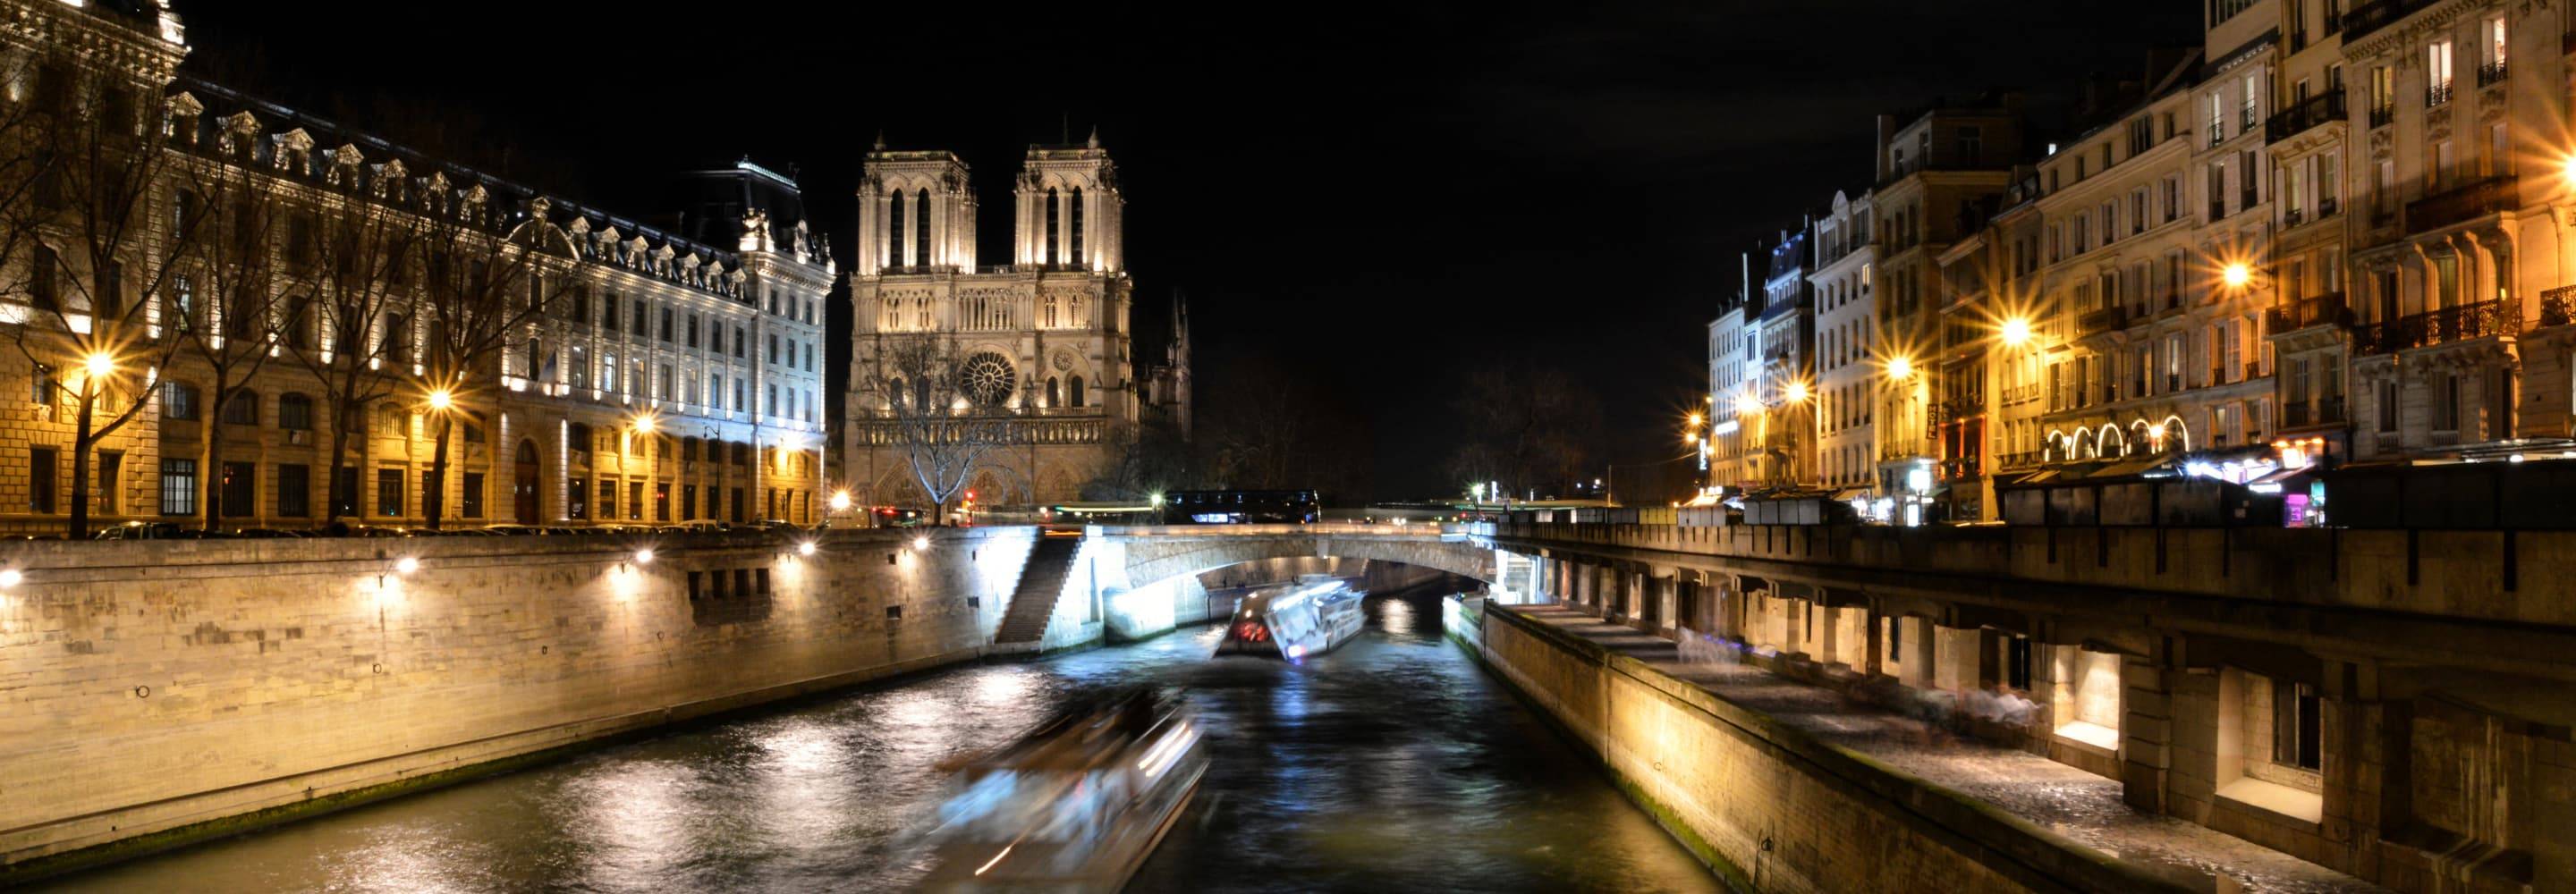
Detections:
[563, 760, 702, 889]
[1377, 598, 1415, 637]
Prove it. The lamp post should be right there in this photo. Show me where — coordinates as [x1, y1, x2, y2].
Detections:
[420, 384, 457, 531]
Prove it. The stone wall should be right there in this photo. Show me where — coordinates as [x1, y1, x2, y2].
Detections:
[0, 527, 1031, 878]
[1465, 601, 2186, 894]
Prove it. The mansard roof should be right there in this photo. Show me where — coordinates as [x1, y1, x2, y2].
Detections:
[165, 75, 820, 306]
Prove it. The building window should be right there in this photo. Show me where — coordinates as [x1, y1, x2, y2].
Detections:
[2427, 38, 2454, 105]
[160, 459, 196, 516]
[278, 392, 314, 431]
[2274, 679, 2322, 771]
[221, 390, 258, 426]
[29, 447, 55, 513]
[161, 382, 199, 420]
[278, 464, 310, 518]
[221, 461, 255, 518]
[377, 468, 404, 517]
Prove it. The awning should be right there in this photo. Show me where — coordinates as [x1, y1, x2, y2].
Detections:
[1829, 487, 1870, 502]
[2246, 465, 2316, 488]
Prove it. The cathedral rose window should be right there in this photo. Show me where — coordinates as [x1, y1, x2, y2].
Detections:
[962, 353, 1015, 408]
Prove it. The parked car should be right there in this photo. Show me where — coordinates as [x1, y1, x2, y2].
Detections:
[94, 521, 182, 541]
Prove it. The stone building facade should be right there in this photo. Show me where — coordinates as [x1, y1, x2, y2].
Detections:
[0, 0, 828, 534]
[844, 135, 1182, 508]
[1809, 190, 1877, 493]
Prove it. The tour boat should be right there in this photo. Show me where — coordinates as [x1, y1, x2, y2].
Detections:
[1213, 576, 1367, 662]
[919, 687, 1206, 893]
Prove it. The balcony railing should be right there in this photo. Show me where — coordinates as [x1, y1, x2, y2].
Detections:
[2477, 60, 2508, 87]
[2406, 175, 2516, 233]
[2368, 104, 2394, 128]
[2075, 306, 2130, 338]
[2265, 89, 2346, 142]
[2284, 396, 2349, 428]
[2427, 80, 2454, 107]
[2542, 285, 2576, 328]
[2266, 292, 2351, 333]
[2354, 299, 2520, 355]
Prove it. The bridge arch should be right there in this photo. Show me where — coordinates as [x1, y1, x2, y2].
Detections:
[1112, 530, 1504, 594]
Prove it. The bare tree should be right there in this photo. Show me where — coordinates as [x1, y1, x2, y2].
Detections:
[1081, 416, 1197, 502]
[411, 198, 580, 529]
[0, 59, 198, 537]
[166, 156, 298, 528]
[1443, 364, 1601, 501]
[279, 178, 418, 526]
[854, 337, 1026, 524]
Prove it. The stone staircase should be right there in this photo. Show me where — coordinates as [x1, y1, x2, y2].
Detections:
[994, 536, 1081, 645]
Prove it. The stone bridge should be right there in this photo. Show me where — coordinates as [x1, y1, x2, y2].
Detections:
[997, 523, 1538, 647]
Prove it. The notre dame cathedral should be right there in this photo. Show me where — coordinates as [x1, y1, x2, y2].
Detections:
[843, 131, 1189, 508]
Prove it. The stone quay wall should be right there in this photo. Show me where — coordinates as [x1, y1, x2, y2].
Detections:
[1463, 599, 2185, 894]
[0, 527, 1035, 879]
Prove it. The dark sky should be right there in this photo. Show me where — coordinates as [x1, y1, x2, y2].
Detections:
[175, 1, 2198, 501]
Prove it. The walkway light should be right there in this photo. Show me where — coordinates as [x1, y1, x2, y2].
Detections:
[0, 569, 20, 587]
[633, 548, 655, 565]
[394, 556, 420, 575]
[797, 541, 818, 557]
[1686, 411, 1703, 428]
[1149, 492, 1165, 508]
[828, 489, 853, 512]
[1999, 316, 2032, 347]
[911, 535, 930, 552]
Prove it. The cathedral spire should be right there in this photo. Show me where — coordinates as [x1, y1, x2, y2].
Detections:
[1087, 126, 1100, 149]
[872, 130, 886, 152]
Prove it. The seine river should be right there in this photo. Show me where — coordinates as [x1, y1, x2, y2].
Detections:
[43, 589, 1717, 893]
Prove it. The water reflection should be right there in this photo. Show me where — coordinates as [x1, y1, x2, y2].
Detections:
[42, 589, 1716, 894]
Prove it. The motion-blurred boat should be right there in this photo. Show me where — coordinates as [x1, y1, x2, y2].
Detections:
[1214, 575, 1365, 662]
[920, 687, 1206, 893]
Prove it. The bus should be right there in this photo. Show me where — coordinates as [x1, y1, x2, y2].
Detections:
[1160, 490, 1321, 525]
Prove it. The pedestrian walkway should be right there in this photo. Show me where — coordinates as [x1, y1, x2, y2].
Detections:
[1513, 603, 2388, 894]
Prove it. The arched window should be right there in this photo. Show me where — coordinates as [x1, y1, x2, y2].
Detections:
[220, 389, 259, 426]
[1069, 375, 1086, 408]
[886, 190, 907, 268]
[1069, 186, 1085, 266]
[1046, 376, 1061, 408]
[914, 377, 931, 410]
[887, 376, 905, 410]
[915, 189, 932, 267]
[1045, 187, 1061, 266]
[277, 392, 314, 431]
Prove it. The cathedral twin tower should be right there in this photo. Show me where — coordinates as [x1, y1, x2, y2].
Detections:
[845, 131, 1181, 508]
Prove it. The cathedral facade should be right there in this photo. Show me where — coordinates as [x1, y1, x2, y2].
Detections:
[844, 134, 1178, 508]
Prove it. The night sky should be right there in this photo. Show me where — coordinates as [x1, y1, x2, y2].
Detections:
[175, 1, 2199, 501]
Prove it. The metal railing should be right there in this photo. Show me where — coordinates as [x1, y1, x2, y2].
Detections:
[2426, 80, 2454, 107]
[2368, 104, 2394, 128]
[2265, 89, 2345, 142]
[2354, 299, 2519, 355]
[2075, 306, 2130, 338]
[2267, 292, 2351, 333]
[2343, 0, 2436, 41]
[2477, 60, 2508, 88]
[2406, 175, 2515, 233]
[2284, 397, 2348, 428]
[2541, 285, 2576, 328]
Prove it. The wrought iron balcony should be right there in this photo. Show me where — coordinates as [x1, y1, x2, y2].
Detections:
[2368, 104, 2394, 128]
[2426, 80, 2454, 107]
[2265, 89, 2345, 142]
[2353, 299, 2519, 356]
[2542, 285, 2576, 328]
[2477, 60, 2508, 88]
[2075, 305, 2130, 338]
[2266, 292, 2351, 333]
[2406, 175, 2515, 233]
[2284, 396, 2349, 428]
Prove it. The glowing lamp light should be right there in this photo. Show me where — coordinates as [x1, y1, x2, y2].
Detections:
[1149, 493, 1165, 508]
[394, 556, 420, 575]
[2563, 154, 2576, 185]
[1686, 412, 1704, 428]
[828, 490, 853, 512]
[797, 541, 818, 557]
[83, 351, 114, 380]
[2222, 262, 2252, 289]
[1784, 382, 1809, 402]
[631, 415, 658, 435]
[633, 548, 655, 565]
[425, 388, 453, 412]
[1733, 392, 1761, 416]
[1999, 316, 2032, 347]
[0, 569, 19, 587]
[1887, 356, 1915, 381]
[911, 535, 930, 552]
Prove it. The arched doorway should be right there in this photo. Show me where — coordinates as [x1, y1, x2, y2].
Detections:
[514, 440, 540, 524]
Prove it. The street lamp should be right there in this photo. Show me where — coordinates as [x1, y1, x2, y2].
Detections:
[425, 387, 453, 412]
[1784, 381, 1809, 403]
[82, 351, 114, 381]
[1999, 316, 2032, 348]
[1886, 355, 1915, 381]
[631, 413, 658, 435]
[2222, 261, 2253, 289]
[828, 489, 853, 512]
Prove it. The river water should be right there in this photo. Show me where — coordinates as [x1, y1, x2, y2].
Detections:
[43, 590, 1718, 893]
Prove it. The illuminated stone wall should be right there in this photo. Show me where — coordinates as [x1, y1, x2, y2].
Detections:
[0, 527, 1028, 877]
[1468, 603, 2178, 893]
